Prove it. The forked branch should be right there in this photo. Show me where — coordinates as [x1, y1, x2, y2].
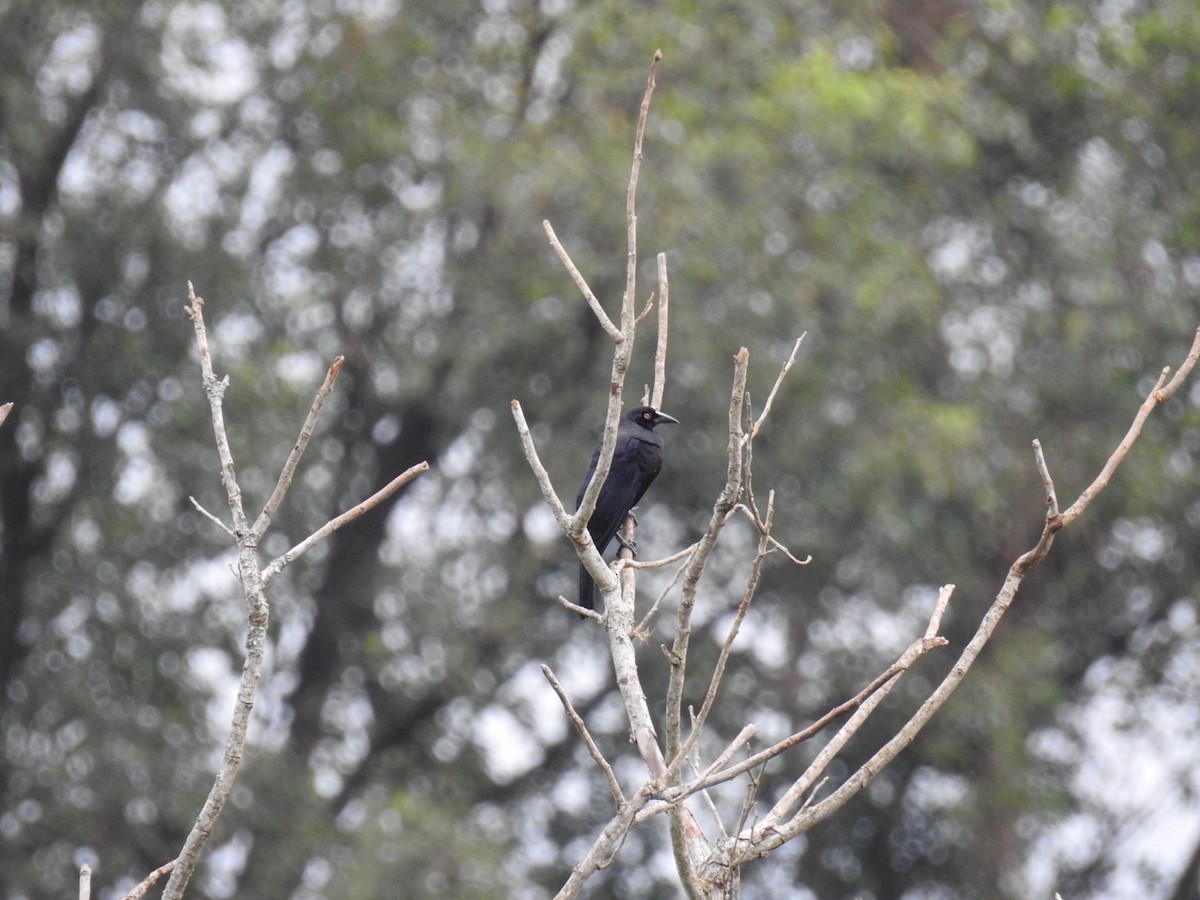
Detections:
[146, 285, 428, 900]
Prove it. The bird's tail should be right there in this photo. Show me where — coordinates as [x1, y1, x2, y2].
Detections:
[578, 563, 596, 613]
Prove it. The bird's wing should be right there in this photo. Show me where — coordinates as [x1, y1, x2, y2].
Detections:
[589, 433, 663, 552]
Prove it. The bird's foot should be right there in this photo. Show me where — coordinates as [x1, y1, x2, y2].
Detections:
[615, 532, 638, 556]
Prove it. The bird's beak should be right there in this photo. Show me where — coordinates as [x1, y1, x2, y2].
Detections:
[655, 410, 679, 425]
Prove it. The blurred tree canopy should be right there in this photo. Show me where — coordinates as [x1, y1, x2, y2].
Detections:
[3, 0, 1200, 897]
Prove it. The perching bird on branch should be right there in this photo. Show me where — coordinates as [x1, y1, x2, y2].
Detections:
[575, 406, 678, 612]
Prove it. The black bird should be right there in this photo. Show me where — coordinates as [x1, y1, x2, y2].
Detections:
[575, 405, 678, 611]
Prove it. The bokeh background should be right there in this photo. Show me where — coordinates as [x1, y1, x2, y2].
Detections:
[3, 1, 1200, 897]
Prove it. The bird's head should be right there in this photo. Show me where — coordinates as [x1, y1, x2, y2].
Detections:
[628, 406, 679, 429]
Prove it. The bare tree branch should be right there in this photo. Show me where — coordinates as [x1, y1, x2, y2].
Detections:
[623, 49, 661, 326]
[510, 398, 617, 602]
[671, 493, 775, 776]
[543, 219, 622, 342]
[520, 53, 1200, 900]
[611, 516, 668, 781]
[727, 330, 1200, 864]
[261, 460, 429, 588]
[652, 252, 670, 411]
[543, 665, 625, 806]
[663, 629, 949, 808]
[251, 355, 345, 541]
[748, 335, 804, 442]
[571, 48, 664, 580]
[121, 859, 175, 900]
[163, 285, 267, 900]
[188, 495, 233, 536]
[1061, 324, 1200, 526]
[666, 348, 750, 762]
[154, 284, 427, 899]
[554, 785, 659, 900]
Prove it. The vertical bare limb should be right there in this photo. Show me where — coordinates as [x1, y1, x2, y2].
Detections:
[666, 348, 749, 762]
[680, 495, 774, 754]
[651, 253, 670, 411]
[164, 286, 269, 900]
[611, 518, 668, 779]
[573, 49, 665, 573]
[623, 50, 661, 326]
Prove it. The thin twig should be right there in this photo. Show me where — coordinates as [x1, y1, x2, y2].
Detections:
[1031, 439, 1059, 517]
[1062, 324, 1200, 525]
[543, 220, 622, 342]
[251, 355, 345, 540]
[189, 496, 234, 536]
[634, 293, 656, 326]
[510, 401, 571, 527]
[622, 50, 661, 326]
[261, 460, 429, 588]
[121, 859, 176, 900]
[557, 595, 604, 621]
[183, 284, 243, 531]
[764, 533, 812, 566]
[748, 335, 805, 442]
[543, 665, 625, 806]
[924, 584, 955, 641]
[633, 548, 697, 638]
[624, 543, 700, 570]
[732, 502, 811, 565]
[680, 714, 728, 842]
[727, 769, 764, 892]
[689, 725, 758, 794]
[796, 776, 829, 816]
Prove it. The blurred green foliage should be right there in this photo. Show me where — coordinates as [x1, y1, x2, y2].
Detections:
[3, 0, 1200, 897]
